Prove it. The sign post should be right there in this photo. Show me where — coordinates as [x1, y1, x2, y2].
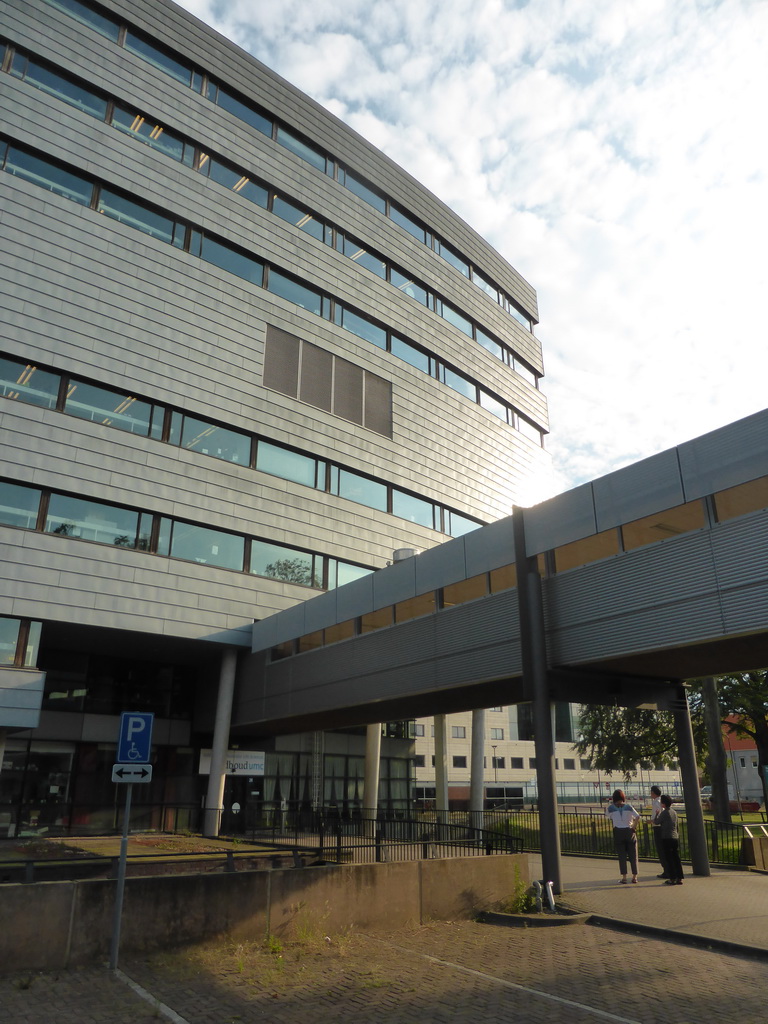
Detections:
[109, 712, 154, 971]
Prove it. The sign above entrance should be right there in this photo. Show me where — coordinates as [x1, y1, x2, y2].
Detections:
[198, 749, 265, 776]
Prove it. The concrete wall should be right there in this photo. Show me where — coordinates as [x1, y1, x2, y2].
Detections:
[0, 854, 528, 972]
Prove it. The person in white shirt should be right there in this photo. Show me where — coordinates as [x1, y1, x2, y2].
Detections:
[606, 788, 641, 883]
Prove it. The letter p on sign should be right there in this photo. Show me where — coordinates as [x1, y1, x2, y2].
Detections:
[117, 712, 154, 763]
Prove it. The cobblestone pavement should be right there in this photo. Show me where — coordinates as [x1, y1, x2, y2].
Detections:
[3, 917, 768, 1024]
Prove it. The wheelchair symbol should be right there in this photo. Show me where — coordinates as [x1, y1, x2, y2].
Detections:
[126, 743, 143, 760]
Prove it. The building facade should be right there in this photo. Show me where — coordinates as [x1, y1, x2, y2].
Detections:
[0, 0, 549, 835]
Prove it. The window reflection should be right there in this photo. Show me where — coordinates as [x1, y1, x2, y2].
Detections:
[64, 380, 153, 435]
[0, 481, 42, 530]
[392, 491, 434, 528]
[337, 471, 387, 512]
[0, 617, 22, 667]
[168, 520, 244, 569]
[257, 442, 319, 487]
[5, 146, 92, 206]
[45, 494, 141, 547]
[0, 357, 59, 409]
[112, 105, 186, 161]
[251, 540, 319, 587]
[179, 415, 251, 465]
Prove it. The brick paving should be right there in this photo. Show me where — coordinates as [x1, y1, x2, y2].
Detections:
[2, 856, 767, 1024]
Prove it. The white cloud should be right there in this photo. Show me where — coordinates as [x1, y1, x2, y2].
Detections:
[176, 0, 768, 497]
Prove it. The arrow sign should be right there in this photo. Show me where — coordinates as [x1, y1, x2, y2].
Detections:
[112, 763, 153, 784]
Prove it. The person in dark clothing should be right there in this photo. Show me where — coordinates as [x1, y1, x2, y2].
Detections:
[650, 784, 670, 878]
[657, 794, 684, 884]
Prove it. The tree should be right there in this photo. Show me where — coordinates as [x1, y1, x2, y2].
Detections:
[715, 670, 768, 812]
[575, 706, 679, 781]
[265, 557, 318, 587]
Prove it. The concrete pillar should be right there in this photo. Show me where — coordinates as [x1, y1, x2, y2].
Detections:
[434, 713, 449, 822]
[673, 686, 710, 876]
[513, 506, 562, 894]
[202, 648, 238, 838]
[363, 722, 381, 836]
[469, 709, 486, 829]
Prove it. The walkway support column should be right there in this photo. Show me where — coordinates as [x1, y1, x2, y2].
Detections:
[672, 684, 710, 876]
[203, 648, 238, 838]
[469, 709, 486, 830]
[513, 506, 562, 894]
[363, 722, 381, 837]
[434, 713, 449, 823]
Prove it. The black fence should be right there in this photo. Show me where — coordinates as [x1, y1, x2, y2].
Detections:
[249, 814, 523, 865]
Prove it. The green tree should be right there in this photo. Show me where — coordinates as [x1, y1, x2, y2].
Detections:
[265, 557, 318, 587]
[715, 670, 768, 812]
[575, 706, 679, 781]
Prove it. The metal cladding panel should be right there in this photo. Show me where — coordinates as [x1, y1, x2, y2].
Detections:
[678, 408, 768, 500]
[334, 572, 377, 621]
[592, 449, 684, 532]
[301, 591, 340, 635]
[711, 511, 768, 633]
[413, 537, 468, 592]
[524, 483, 598, 554]
[545, 530, 724, 665]
[371, 556, 419, 607]
[464, 515, 516, 575]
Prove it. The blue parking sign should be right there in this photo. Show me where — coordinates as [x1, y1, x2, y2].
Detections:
[117, 712, 154, 763]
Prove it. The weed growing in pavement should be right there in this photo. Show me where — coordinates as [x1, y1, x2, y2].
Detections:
[500, 863, 536, 914]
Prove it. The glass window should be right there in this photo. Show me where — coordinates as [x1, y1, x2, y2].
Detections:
[479, 390, 509, 422]
[276, 126, 326, 172]
[267, 269, 322, 315]
[5, 146, 92, 206]
[389, 205, 426, 244]
[517, 416, 543, 445]
[622, 500, 706, 552]
[19, 57, 108, 120]
[451, 726, 466, 738]
[344, 171, 387, 213]
[513, 358, 538, 387]
[452, 756, 467, 768]
[97, 188, 178, 244]
[344, 238, 386, 279]
[341, 308, 387, 349]
[360, 607, 393, 633]
[580, 759, 592, 770]
[45, 493, 140, 547]
[331, 561, 373, 589]
[437, 241, 469, 277]
[24, 621, 42, 668]
[200, 236, 263, 286]
[490, 728, 504, 740]
[472, 269, 498, 303]
[216, 87, 272, 137]
[256, 442, 319, 487]
[394, 593, 435, 623]
[392, 490, 434, 529]
[509, 304, 533, 332]
[563, 758, 576, 770]
[390, 268, 427, 305]
[124, 31, 192, 87]
[0, 481, 41, 529]
[324, 619, 356, 644]
[442, 573, 488, 607]
[64, 380, 152, 435]
[714, 477, 768, 521]
[511, 757, 524, 769]
[413, 724, 425, 736]
[553, 529, 620, 573]
[0, 617, 22, 667]
[441, 302, 473, 338]
[0, 357, 59, 409]
[446, 510, 481, 538]
[272, 195, 324, 240]
[251, 540, 319, 587]
[490, 563, 516, 592]
[177, 415, 250, 465]
[475, 329, 503, 360]
[168, 520, 244, 570]
[298, 631, 323, 653]
[390, 336, 430, 374]
[111, 105, 185, 162]
[337, 470, 387, 512]
[443, 368, 476, 402]
[44, 0, 120, 41]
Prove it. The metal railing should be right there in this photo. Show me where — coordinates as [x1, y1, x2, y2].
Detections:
[249, 813, 523, 865]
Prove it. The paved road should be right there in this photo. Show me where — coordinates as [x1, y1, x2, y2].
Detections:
[2, 856, 766, 1024]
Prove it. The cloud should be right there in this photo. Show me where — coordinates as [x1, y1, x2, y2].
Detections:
[176, 0, 768, 498]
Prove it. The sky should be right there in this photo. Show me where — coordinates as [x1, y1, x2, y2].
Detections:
[175, 0, 767, 499]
